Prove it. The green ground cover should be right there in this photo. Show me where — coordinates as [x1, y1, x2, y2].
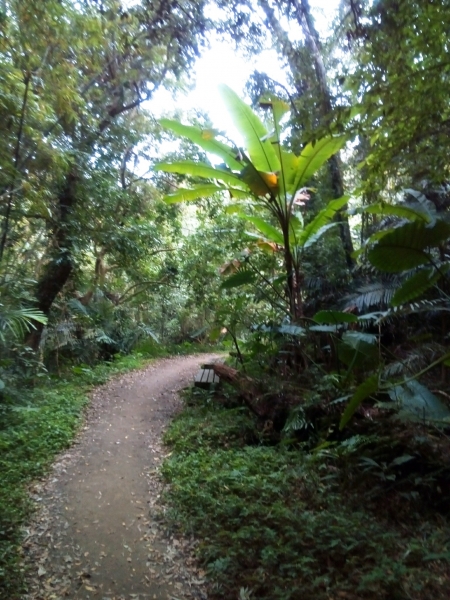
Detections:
[162, 385, 450, 600]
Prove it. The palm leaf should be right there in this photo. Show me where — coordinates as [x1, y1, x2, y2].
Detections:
[0, 306, 48, 339]
[346, 282, 398, 312]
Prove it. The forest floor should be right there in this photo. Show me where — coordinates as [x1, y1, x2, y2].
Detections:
[20, 353, 221, 600]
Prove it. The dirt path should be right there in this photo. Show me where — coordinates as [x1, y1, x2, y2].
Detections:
[21, 354, 220, 600]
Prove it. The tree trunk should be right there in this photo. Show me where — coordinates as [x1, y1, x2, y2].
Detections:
[294, 0, 355, 269]
[258, 0, 355, 269]
[25, 169, 78, 350]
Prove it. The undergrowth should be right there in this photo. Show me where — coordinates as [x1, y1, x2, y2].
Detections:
[0, 349, 162, 600]
[162, 386, 450, 600]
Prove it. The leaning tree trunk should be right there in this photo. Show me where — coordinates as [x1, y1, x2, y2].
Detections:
[25, 169, 78, 350]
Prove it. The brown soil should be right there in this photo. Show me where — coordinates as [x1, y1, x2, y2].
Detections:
[21, 354, 221, 600]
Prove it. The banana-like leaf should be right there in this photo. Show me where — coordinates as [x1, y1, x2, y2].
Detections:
[228, 188, 253, 200]
[155, 161, 245, 188]
[259, 96, 293, 197]
[259, 95, 290, 130]
[313, 310, 358, 324]
[302, 223, 337, 249]
[220, 270, 256, 289]
[362, 202, 432, 223]
[298, 195, 349, 247]
[388, 380, 450, 422]
[337, 332, 379, 370]
[288, 212, 305, 246]
[163, 184, 225, 204]
[291, 136, 347, 193]
[278, 150, 299, 198]
[225, 203, 243, 214]
[278, 324, 305, 336]
[240, 164, 277, 197]
[368, 220, 450, 272]
[340, 373, 379, 430]
[219, 84, 280, 173]
[239, 214, 284, 245]
[159, 118, 242, 171]
[391, 267, 443, 306]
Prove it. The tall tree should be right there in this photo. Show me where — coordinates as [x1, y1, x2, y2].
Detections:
[0, 0, 207, 348]
[342, 0, 450, 191]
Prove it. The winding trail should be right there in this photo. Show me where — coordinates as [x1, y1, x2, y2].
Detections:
[22, 354, 220, 600]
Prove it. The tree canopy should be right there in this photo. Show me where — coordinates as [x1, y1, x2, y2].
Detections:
[2, 1, 450, 598]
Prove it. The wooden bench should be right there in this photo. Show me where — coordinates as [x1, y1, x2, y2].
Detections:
[194, 364, 220, 389]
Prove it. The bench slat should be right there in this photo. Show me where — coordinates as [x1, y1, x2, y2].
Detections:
[194, 368, 220, 388]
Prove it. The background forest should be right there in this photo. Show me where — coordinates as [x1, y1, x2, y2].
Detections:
[1, 0, 450, 598]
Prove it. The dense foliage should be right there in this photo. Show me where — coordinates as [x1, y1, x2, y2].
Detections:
[1, 0, 450, 598]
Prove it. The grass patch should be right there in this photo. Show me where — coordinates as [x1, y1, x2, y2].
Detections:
[0, 351, 150, 600]
[162, 387, 450, 600]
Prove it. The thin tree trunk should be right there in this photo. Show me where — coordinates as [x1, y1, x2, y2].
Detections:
[293, 0, 355, 269]
[258, 0, 355, 269]
[0, 72, 31, 264]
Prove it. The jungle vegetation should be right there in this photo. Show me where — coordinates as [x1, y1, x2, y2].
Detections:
[1, 0, 450, 598]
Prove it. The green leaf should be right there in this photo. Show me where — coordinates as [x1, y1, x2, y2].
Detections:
[388, 380, 450, 422]
[313, 310, 358, 324]
[278, 324, 305, 336]
[390, 455, 415, 466]
[155, 161, 245, 188]
[340, 374, 379, 430]
[337, 332, 379, 369]
[0, 307, 48, 338]
[391, 267, 443, 306]
[423, 553, 450, 561]
[368, 220, 450, 272]
[342, 331, 378, 347]
[220, 270, 256, 289]
[159, 118, 242, 171]
[259, 95, 290, 130]
[239, 215, 284, 245]
[310, 324, 341, 333]
[163, 184, 225, 204]
[298, 196, 349, 247]
[219, 84, 280, 172]
[302, 223, 337, 249]
[291, 136, 347, 193]
[239, 164, 276, 197]
[279, 150, 300, 191]
[362, 202, 432, 223]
